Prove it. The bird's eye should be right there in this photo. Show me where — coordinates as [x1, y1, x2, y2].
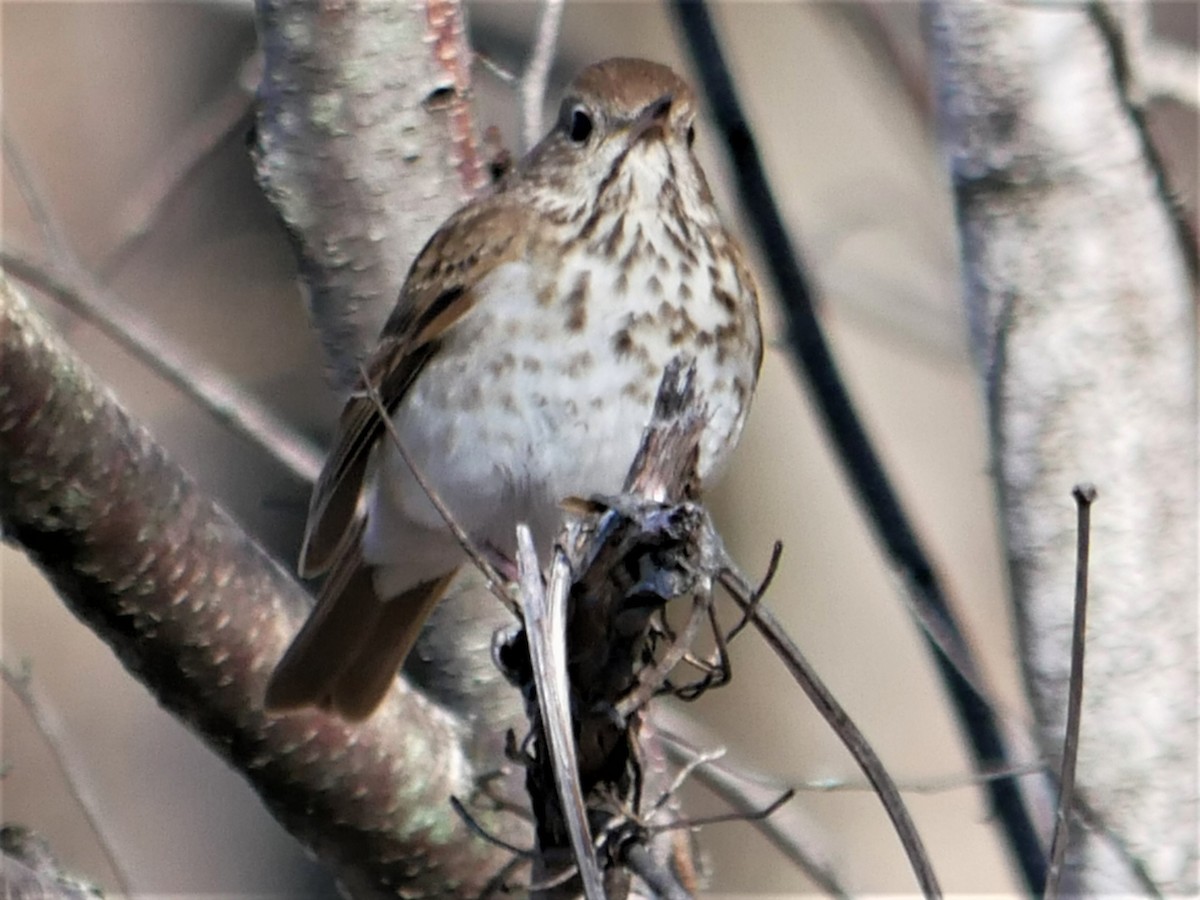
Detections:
[568, 107, 594, 143]
[686, 124, 696, 148]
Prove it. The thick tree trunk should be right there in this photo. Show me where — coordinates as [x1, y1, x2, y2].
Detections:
[930, 3, 1198, 894]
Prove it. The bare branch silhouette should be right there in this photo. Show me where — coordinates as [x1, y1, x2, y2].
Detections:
[670, 3, 1047, 890]
[1044, 485, 1097, 899]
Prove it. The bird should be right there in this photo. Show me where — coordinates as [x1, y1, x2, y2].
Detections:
[265, 57, 763, 721]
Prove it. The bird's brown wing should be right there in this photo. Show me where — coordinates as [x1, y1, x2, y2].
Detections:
[297, 199, 534, 577]
[265, 200, 535, 719]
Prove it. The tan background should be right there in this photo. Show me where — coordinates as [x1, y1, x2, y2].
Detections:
[2, 2, 1195, 896]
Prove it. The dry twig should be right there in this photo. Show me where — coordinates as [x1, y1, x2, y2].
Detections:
[518, 526, 606, 899]
[2, 127, 74, 267]
[1044, 485, 1098, 898]
[98, 52, 261, 282]
[0, 656, 133, 895]
[654, 709, 847, 896]
[0, 248, 322, 485]
[719, 576, 942, 898]
[520, 0, 566, 151]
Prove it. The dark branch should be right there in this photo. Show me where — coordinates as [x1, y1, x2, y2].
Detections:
[669, 3, 1048, 890]
[1044, 485, 1098, 898]
[721, 586, 941, 898]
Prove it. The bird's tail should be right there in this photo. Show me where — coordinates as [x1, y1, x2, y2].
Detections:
[265, 517, 454, 721]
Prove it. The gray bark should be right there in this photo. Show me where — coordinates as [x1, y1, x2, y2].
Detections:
[930, 2, 1198, 894]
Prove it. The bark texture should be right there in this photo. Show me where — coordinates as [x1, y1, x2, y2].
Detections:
[930, 3, 1198, 894]
[252, 0, 522, 759]
[253, 0, 486, 392]
[0, 276, 519, 898]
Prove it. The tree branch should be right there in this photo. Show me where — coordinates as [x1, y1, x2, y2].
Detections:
[0, 276, 522, 897]
[669, 4, 1049, 891]
[929, 2, 1197, 893]
[654, 708, 847, 897]
[252, 0, 486, 393]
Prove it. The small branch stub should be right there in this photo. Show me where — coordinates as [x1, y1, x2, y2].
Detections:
[1045, 484, 1098, 898]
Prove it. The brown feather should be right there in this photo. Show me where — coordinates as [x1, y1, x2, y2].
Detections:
[298, 200, 534, 578]
[266, 514, 458, 718]
[265, 517, 377, 711]
[298, 341, 437, 576]
[328, 571, 455, 721]
[276, 201, 535, 718]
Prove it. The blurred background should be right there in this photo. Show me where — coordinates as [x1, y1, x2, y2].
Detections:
[1, 2, 1195, 896]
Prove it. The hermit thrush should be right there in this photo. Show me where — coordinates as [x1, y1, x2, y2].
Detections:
[266, 58, 763, 720]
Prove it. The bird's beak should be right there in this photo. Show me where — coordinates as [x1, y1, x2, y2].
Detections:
[630, 93, 674, 144]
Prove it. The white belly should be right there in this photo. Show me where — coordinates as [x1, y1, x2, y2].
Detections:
[362, 217, 758, 582]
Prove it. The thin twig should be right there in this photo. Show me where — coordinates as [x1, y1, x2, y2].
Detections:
[357, 362, 515, 612]
[727, 593, 941, 898]
[98, 52, 260, 281]
[654, 711, 849, 897]
[517, 526, 606, 900]
[520, 0, 565, 151]
[449, 796, 535, 858]
[1044, 484, 1097, 898]
[1, 655, 135, 895]
[724, 539, 782, 643]
[2, 127, 74, 267]
[647, 788, 795, 834]
[669, 4, 1047, 890]
[475, 50, 519, 86]
[663, 715, 1041, 795]
[793, 763, 1046, 795]
[616, 594, 708, 718]
[0, 248, 323, 485]
[654, 747, 727, 811]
